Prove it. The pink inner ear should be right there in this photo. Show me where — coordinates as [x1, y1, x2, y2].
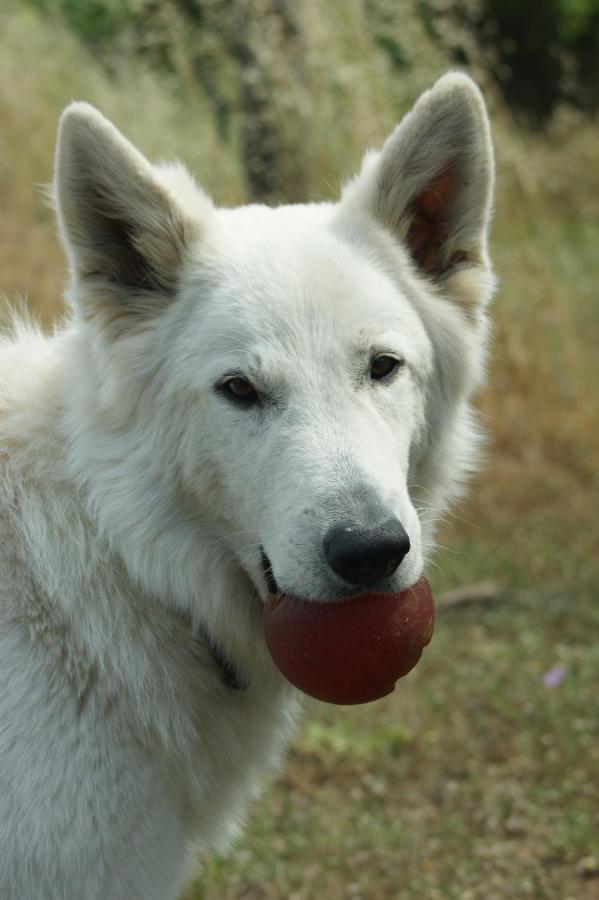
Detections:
[406, 160, 467, 277]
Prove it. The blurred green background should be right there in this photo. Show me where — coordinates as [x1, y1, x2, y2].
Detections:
[1, 1, 598, 897]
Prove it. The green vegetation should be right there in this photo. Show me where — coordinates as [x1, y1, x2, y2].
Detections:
[475, 0, 599, 118]
[1, 1, 597, 896]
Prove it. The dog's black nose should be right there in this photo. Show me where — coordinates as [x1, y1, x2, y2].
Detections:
[323, 518, 410, 587]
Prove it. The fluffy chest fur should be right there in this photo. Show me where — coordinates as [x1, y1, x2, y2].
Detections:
[0, 339, 297, 899]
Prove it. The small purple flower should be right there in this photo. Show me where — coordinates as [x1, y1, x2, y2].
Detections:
[543, 665, 567, 688]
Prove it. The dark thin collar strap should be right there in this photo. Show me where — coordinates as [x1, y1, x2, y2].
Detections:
[194, 624, 249, 692]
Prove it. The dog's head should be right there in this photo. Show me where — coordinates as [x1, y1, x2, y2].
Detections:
[55, 73, 494, 632]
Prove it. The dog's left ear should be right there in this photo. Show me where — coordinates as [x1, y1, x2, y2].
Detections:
[340, 73, 495, 313]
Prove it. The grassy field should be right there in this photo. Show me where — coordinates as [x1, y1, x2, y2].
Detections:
[1, 4, 598, 898]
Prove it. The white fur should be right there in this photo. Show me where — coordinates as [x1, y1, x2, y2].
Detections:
[0, 73, 494, 898]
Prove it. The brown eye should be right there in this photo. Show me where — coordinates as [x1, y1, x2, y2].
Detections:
[221, 376, 259, 404]
[370, 355, 402, 381]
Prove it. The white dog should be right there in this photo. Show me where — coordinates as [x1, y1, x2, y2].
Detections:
[0, 73, 494, 898]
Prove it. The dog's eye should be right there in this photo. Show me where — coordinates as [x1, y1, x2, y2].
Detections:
[370, 355, 403, 381]
[221, 376, 259, 404]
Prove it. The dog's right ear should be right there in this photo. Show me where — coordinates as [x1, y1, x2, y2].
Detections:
[55, 103, 211, 324]
[339, 73, 495, 316]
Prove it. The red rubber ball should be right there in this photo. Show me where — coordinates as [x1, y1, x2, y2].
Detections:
[264, 576, 434, 705]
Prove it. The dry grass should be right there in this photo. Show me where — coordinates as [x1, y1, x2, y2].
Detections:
[0, 4, 244, 326]
[1, 4, 598, 898]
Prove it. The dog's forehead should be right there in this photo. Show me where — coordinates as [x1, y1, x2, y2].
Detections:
[190, 205, 431, 371]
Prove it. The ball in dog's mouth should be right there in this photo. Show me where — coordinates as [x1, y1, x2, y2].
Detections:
[261, 560, 434, 705]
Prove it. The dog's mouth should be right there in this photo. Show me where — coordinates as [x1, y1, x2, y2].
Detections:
[259, 546, 405, 603]
[260, 548, 279, 596]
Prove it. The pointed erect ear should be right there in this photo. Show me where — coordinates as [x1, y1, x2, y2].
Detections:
[55, 103, 209, 321]
[340, 73, 495, 313]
